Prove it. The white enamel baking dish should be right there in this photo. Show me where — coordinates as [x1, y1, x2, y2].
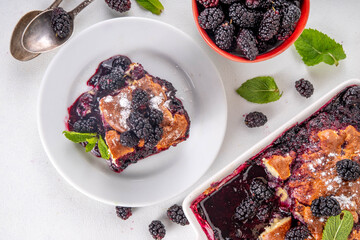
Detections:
[183, 79, 360, 240]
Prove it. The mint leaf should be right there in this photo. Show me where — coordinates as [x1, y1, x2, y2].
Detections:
[63, 131, 97, 143]
[86, 137, 98, 144]
[236, 76, 282, 104]
[323, 210, 354, 240]
[85, 142, 96, 152]
[294, 29, 346, 66]
[135, 0, 164, 15]
[98, 135, 110, 160]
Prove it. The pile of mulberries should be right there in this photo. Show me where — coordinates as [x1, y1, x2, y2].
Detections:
[196, 0, 302, 60]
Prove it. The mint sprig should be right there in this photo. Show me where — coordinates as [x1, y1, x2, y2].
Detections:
[294, 28, 346, 66]
[135, 0, 164, 15]
[62, 131, 110, 160]
[236, 76, 282, 104]
[323, 210, 354, 240]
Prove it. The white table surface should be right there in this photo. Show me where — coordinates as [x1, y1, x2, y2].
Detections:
[1, 0, 360, 239]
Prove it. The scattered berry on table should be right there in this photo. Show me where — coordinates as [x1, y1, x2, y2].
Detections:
[115, 206, 132, 220]
[197, 0, 219, 8]
[167, 204, 189, 226]
[343, 86, 360, 106]
[310, 196, 341, 217]
[132, 89, 150, 110]
[72, 118, 98, 133]
[214, 21, 235, 50]
[105, 0, 131, 13]
[336, 159, 360, 181]
[295, 79, 314, 98]
[237, 29, 259, 61]
[51, 7, 71, 39]
[234, 197, 260, 221]
[198, 8, 225, 30]
[244, 111, 267, 128]
[285, 226, 310, 240]
[250, 178, 274, 201]
[229, 3, 262, 28]
[149, 220, 166, 240]
[127, 111, 152, 139]
[258, 9, 281, 41]
[120, 131, 140, 148]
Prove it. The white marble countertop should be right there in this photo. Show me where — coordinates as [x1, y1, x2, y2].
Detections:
[2, 0, 360, 239]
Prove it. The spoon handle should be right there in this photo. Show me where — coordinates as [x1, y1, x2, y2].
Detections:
[69, 0, 95, 18]
[48, 0, 63, 9]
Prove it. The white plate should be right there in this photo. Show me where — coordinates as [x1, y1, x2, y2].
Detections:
[38, 17, 227, 207]
[183, 79, 360, 240]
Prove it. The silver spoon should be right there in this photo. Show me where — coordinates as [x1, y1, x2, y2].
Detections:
[22, 0, 95, 54]
[10, 0, 63, 61]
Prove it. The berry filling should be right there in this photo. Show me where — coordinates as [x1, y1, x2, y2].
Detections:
[191, 85, 360, 240]
[66, 55, 190, 172]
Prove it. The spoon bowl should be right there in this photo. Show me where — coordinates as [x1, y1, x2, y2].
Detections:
[22, 0, 94, 54]
[10, 0, 63, 61]
[22, 9, 74, 53]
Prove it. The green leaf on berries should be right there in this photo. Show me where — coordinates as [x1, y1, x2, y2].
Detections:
[135, 0, 164, 15]
[63, 131, 97, 143]
[98, 135, 110, 160]
[236, 76, 282, 104]
[85, 142, 96, 152]
[322, 210, 353, 240]
[294, 28, 346, 66]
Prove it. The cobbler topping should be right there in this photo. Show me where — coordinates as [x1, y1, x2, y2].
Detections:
[191, 86, 360, 240]
[66, 55, 190, 172]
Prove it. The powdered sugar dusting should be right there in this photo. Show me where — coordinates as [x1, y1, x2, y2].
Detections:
[104, 96, 113, 103]
[150, 94, 164, 110]
[333, 194, 356, 209]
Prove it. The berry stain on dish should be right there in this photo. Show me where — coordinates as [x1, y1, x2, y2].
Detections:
[196, 0, 303, 60]
[190, 86, 360, 240]
[65, 55, 191, 173]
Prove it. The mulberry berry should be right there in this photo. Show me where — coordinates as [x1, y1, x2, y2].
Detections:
[336, 159, 360, 181]
[132, 89, 149, 109]
[229, 3, 262, 28]
[234, 197, 259, 221]
[281, 4, 301, 29]
[115, 206, 132, 220]
[258, 9, 281, 41]
[98, 73, 124, 91]
[149, 220, 166, 240]
[256, 204, 273, 222]
[311, 196, 341, 217]
[147, 109, 164, 126]
[120, 131, 140, 148]
[105, 0, 131, 13]
[198, 8, 225, 29]
[145, 126, 163, 149]
[295, 79, 314, 98]
[244, 111, 267, 128]
[197, 0, 219, 8]
[215, 21, 235, 50]
[237, 29, 259, 61]
[285, 226, 310, 240]
[112, 55, 132, 73]
[343, 86, 360, 106]
[220, 0, 239, 4]
[167, 204, 189, 226]
[245, 0, 270, 9]
[51, 7, 71, 39]
[72, 118, 98, 133]
[127, 111, 152, 139]
[128, 63, 145, 80]
[250, 178, 274, 201]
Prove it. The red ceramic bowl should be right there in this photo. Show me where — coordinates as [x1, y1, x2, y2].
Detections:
[192, 0, 310, 62]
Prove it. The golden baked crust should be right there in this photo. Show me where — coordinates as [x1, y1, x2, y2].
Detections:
[259, 217, 292, 240]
